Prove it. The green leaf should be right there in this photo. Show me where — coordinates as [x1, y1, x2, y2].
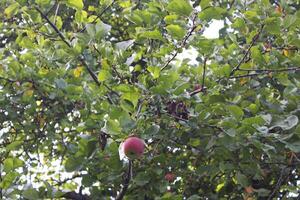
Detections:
[6, 141, 23, 151]
[103, 119, 121, 135]
[98, 70, 111, 82]
[198, 7, 226, 21]
[147, 66, 160, 79]
[271, 115, 298, 130]
[236, 172, 249, 187]
[4, 3, 20, 18]
[187, 195, 201, 200]
[134, 172, 151, 186]
[66, 0, 84, 10]
[3, 157, 24, 173]
[122, 91, 140, 108]
[144, 124, 160, 136]
[285, 141, 300, 153]
[227, 105, 244, 120]
[200, 0, 212, 9]
[166, 0, 193, 16]
[65, 157, 83, 172]
[139, 30, 164, 41]
[23, 188, 40, 200]
[264, 17, 281, 35]
[0, 172, 19, 189]
[166, 24, 186, 39]
[244, 10, 260, 23]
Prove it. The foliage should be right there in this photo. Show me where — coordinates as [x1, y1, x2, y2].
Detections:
[1, 0, 300, 199]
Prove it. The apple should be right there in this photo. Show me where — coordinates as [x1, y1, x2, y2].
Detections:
[165, 173, 176, 182]
[123, 136, 145, 159]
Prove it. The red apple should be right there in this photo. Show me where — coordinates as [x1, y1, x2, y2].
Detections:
[123, 136, 145, 159]
[165, 173, 176, 182]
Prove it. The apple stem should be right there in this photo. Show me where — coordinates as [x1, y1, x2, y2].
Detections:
[115, 160, 133, 200]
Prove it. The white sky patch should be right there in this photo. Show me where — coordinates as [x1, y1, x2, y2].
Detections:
[203, 20, 224, 39]
[177, 20, 224, 65]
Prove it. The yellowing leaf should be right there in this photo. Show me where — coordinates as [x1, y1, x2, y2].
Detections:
[240, 78, 248, 85]
[216, 182, 225, 192]
[283, 49, 289, 57]
[24, 89, 34, 97]
[101, 59, 110, 69]
[275, 5, 283, 14]
[74, 66, 83, 77]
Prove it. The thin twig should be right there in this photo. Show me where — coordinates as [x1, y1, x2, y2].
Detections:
[267, 167, 290, 200]
[161, 12, 199, 71]
[237, 67, 300, 72]
[201, 57, 208, 87]
[229, 24, 265, 76]
[115, 160, 133, 200]
[53, 174, 82, 186]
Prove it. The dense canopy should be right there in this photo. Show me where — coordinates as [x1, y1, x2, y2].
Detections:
[1, 0, 300, 199]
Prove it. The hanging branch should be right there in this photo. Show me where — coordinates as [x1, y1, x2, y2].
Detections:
[115, 160, 133, 200]
[229, 24, 265, 76]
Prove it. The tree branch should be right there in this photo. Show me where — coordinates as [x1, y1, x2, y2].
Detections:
[229, 24, 264, 76]
[115, 160, 133, 200]
[35, 6, 71, 48]
[237, 67, 300, 73]
[229, 67, 300, 79]
[61, 191, 89, 200]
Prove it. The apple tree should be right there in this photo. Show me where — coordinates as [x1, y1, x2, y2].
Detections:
[1, 0, 300, 199]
